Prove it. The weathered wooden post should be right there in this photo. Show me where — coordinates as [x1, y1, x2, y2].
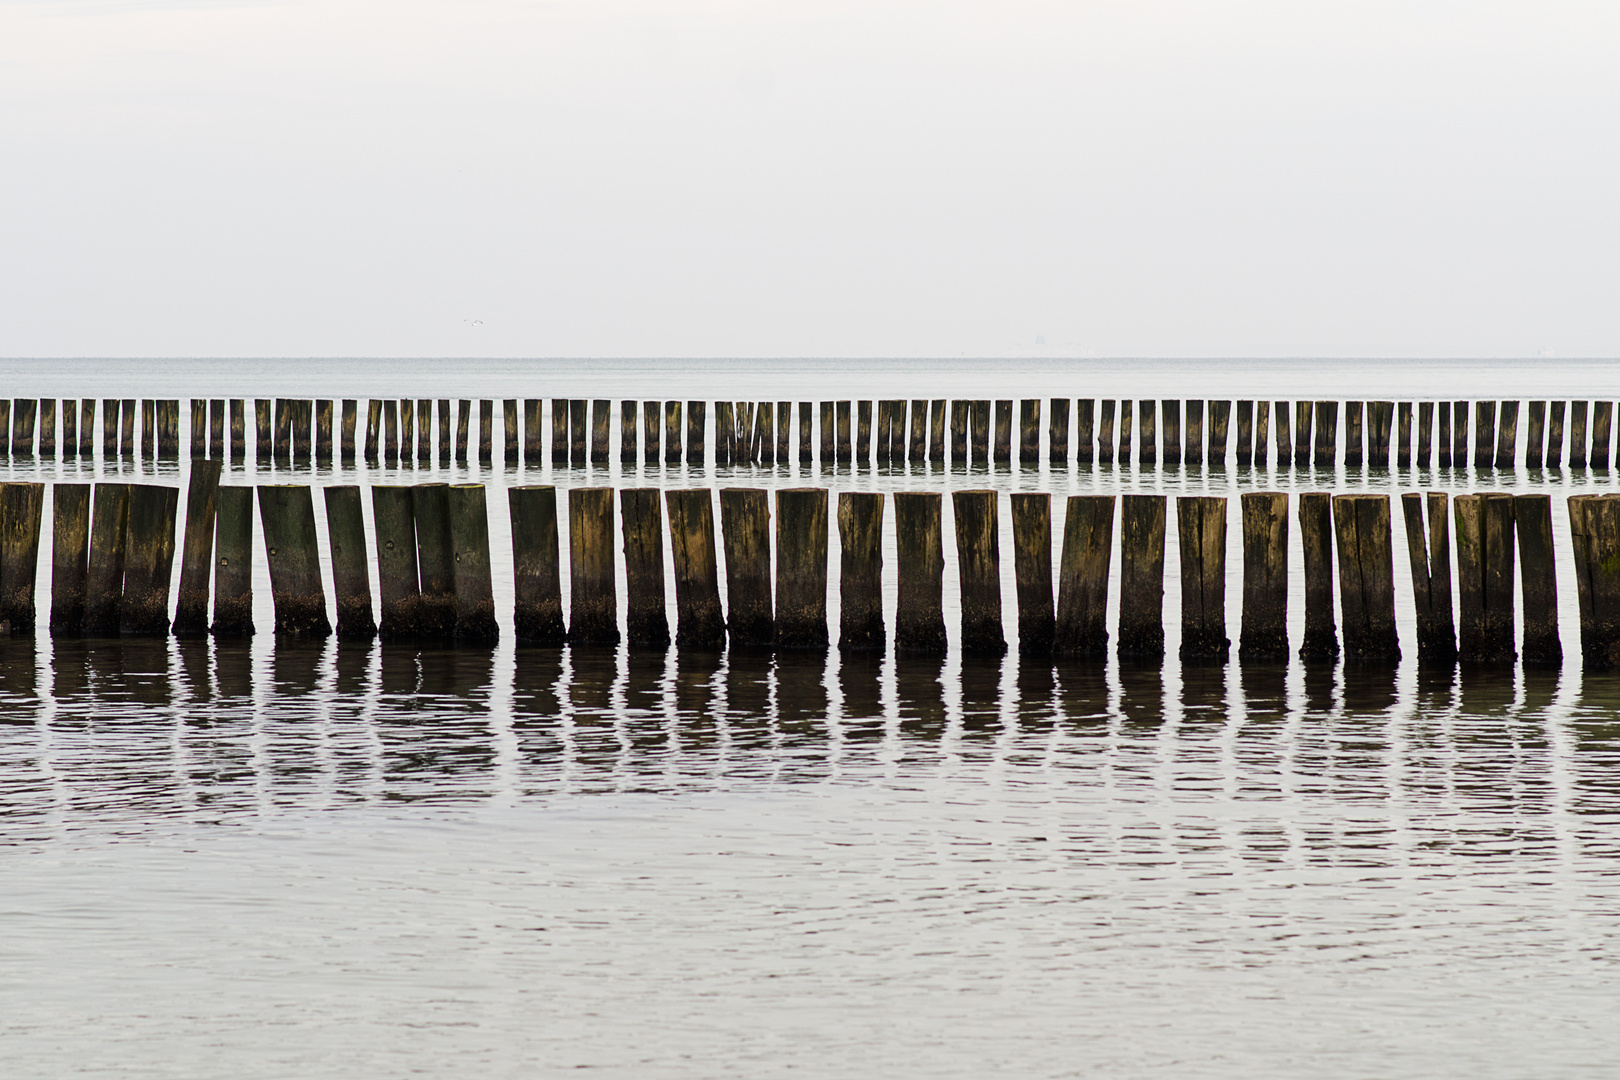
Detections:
[1453, 493, 1516, 663]
[159, 399, 179, 459]
[1019, 399, 1041, 464]
[99, 399, 116, 459]
[928, 399, 946, 461]
[1236, 400, 1254, 466]
[189, 399, 207, 458]
[211, 486, 254, 637]
[568, 399, 587, 465]
[569, 486, 619, 645]
[324, 485, 378, 640]
[372, 485, 420, 640]
[1396, 402, 1412, 467]
[1417, 401, 1434, 467]
[1472, 401, 1496, 469]
[638, 399, 659, 464]
[775, 488, 828, 649]
[1095, 399, 1121, 463]
[1253, 400, 1269, 466]
[797, 401, 814, 464]
[953, 489, 1005, 654]
[838, 492, 885, 651]
[364, 399, 382, 464]
[1076, 399, 1096, 465]
[508, 485, 566, 645]
[1592, 401, 1612, 470]
[1567, 494, 1620, 666]
[992, 399, 1012, 463]
[666, 489, 725, 650]
[1526, 402, 1546, 468]
[1273, 401, 1292, 467]
[1184, 400, 1204, 466]
[1315, 401, 1338, 467]
[1298, 491, 1338, 659]
[522, 398, 543, 464]
[970, 399, 992, 465]
[663, 401, 683, 465]
[1332, 493, 1400, 661]
[1452, 399, 1469, 467]
[172, 459, 222, 638]
[1117, 494, 1165, 658]
[448, 484, 497, 643]
[1547, 401, 1566, 467]
[1209, 400, 1231, 465]
[1368, 401, 1393, 467]
[894, 492, 946, 653]
[49, 483, 90, 635]
[1054, 495, 1113, 657]
[273, 398, 291, 462]
[430, 398, 448, 463]
[81, 399, 97, 458]
[84, 483, 129, 635]
[819, 401, 836, 463]
[257, 485, 330, 638]
[477, 399, 493, 464]
[120, 484, 179, 636]
[412, 482, 455, 640]
[776, 399, 792, 461]
[1571, 401, 1591, 468]
[835, 400, 853, 463]
[587, 399, 609, 465]
[757, 401, 776, 465]
[1047, 398, 1069, 464]
[1010, 492, 1053, 656]
[38, 399, 55, 459]
[1178, 496, 1228, 661]
[1436, 401, 1452, 467]
[854, 400, 872, 464]
[1495, 400, 1520, 469]
[620, 487, 670, 648]
[949, 399, 969, 463]
[0, 483, 43, 635]
[549, 398, 569, 464]
[686, 400, 707, 465]
[1238, 492, 1288, 661]
[62, 400, 78, 460]
[715, 401, 735, 465]
[315, 399, 334, 464]
[1161, 399, 1182, 465]
[455, 399, 472, 464]
[504, 400, 519, 464]
[230, 399, 246, 463]
[719, 487, 773, 648]
[1400, 492, 1457, 665]
[907, 399, 928, 463]
[1137, 399, 1157, 465]
[874, 400, 895, 462]
[295, 399, 315, 462]
[1514, 493, 1561, 665]
[14, 398, 36, 457]
[619, 400, 639, 464]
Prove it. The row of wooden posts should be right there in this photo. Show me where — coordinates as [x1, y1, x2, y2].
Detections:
[3, 396, 1616, 471]
[6, 471, 1620, 669]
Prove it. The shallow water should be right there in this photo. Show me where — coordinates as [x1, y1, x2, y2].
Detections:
[3, 358, 1620, 1078]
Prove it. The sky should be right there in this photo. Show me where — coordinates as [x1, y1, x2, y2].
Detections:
[2, 0, 1618, 358]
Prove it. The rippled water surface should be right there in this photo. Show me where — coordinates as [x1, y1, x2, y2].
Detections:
[4, 358, 1620, 1078]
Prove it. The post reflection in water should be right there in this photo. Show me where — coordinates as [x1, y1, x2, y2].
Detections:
[7, 639, 1620, 826]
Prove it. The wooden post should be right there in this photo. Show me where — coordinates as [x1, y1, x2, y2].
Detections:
[257, 485, 330, 638]
[1526, 401, 1546, 468]
[38, 398, 55, 459]
[992, 399, 1013, 463]
[99, 399, 115, 459]
[383, 399, 401, 464]
[160, 399, 179, 459]
[666, 489, 725, 650]
[1273, 401, 1291, 467]
[273, 398, 291, 462]
[451, 399, 469, 464]
[894, 492, 946, 653]
[620, 487, 670, 648]
[586, 399, 607, 465]
[1417, 401, 1434, 467]
[1138, 399, 1157, 465]
[1177, 496, 1228, 660]
[295, 399, 315, 462]
[874, 400, 894, 462]
[324, 485, 378, 640]
[836, 400, 852, 462]
[1400, 492, 1457, 665]
[1238, 492, 1288, 661]
[685, 400, 705, 465]
[777, 400, 791, 461]
[798, 401, 814, 464]
[1368, 401, 1393, 467]
[412, 482, 455, 640]
[372, 485, 421, 641]
[1547, 401, 1566, 467]
[970, 399, 991, 465]
[1472, 401, 1496, 469]
[448, 484, 497, 644]
[1235, 400, 1253, 466]
[189, 398, 207, 458]
[172, 459, 223, 638]
[567, 398, 587, 465]
[817, 400, 833, 463]
[523, 398, 543, 464]
[620, 401, 639, 464]
[1162, 399, 1182, 465]
[1436, 400, 1452, 467]
[928, 399, 945, 462]
[775, 488, 828, 649]
[120, 484, 179, 636]
[1253, 399, 1268, 466]
[661, 401, 681, 465]
[49, 483, 90, 635]
[1208, 400, 1230, 465]
[81, 399, 97, 458]
[550, 398, 569, 464]
[478, 399, 493, 464]
[211, 486, 254, 637]
[1496, 400, 1520, 469]
[231, 399, 246, 463]
[1452, 399, 1469, 467]
[1514, 493, 1561, 665]
[854, 400, 872, 464]
[1298, 491, 1338, 660]
[1118, 494, 1165, 658]
[431, 398, 448, 464]
[953, 490, 1005, 655]
[508, 486, 566, 645]
[1119, 399, 1135, 464]
[643, 399, 661, 464]
[719, 488, 773, 648]
[757, 401, 775, 465]
[1396, 402, 1412, 467]
[1010, 492, 1053, 656]
[85, 483, 129, 636]
[1571, 400, 1591, 468]
[63, 400, 77, 460]
[312, 399, 331, 464]
[254, 399, 273, 462]
[907, 399, 928, 463]
[569, 486, 619, 645]
[1591, 401, 1612, 470]
[950, 399, 969, 463]
[837, 491, 885, 651]
[1311, 401, 1335, 467]
[1332, 493, 1400, 661]
[1185, 400, 1204, 466]
[504, 400, 519, 465]
[1047, 398, 1069, 464]
[0, 483, 43, 635]
[1567, 495, 1619, 666]
[1453, 493, 1516, 663]
[1054, 495, 1113, 657]
[1019, 399, 1041, 463]
[1076, 399, 1095, 465]
[715, 401, 735, 465]
[13, 398, 36, 457]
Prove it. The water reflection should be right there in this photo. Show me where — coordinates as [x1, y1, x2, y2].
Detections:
[6, 639, 1620, 835]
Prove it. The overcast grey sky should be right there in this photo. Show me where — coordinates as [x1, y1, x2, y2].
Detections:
[2, 0, 1617, 358]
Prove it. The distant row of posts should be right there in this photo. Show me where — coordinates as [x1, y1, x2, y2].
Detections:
[12, 475, 1620, 671]
[0, 397, 1616, 470]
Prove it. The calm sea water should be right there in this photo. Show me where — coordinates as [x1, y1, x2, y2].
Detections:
[3, 358, 1620, 1079]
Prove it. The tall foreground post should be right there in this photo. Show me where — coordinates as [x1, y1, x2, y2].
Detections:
[720, 488, 773, 648]
[373, 485, 421, 640]
[1332, 493, 1400, 661]
[172, 459, 223, 638]
[0, 483, 44, 635]
[775, 488, 828, 649]
[1177, 496, 1228, 661]
[1298, 492, 1338, 659]
[449, 484, 498, 643]
[666, 488, 725, 650]
[120, 485, 178, 636]
[1515, 493, 1561, 665]
[257, 485, 330, 638]
[325, 485, 378, 641]
[953, 490, 1005, 655]
[49, 484, 91, 635]
[212, 487, 255, 637]
[620, 487, 670, 648]
[894, 492, 946, 653]
[569, 487, 619, 645]
[1238, 492, 1288, 661]
[1400, 492, 1457, 664]
[838, 492, 885, 651]
[1054, 495, 1113, 657]
[1453, 493, 1516, 664]
[509, 485, 566, 645]
[1010, 493, 1053, 656]
[1118, 494, 1166, 659]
